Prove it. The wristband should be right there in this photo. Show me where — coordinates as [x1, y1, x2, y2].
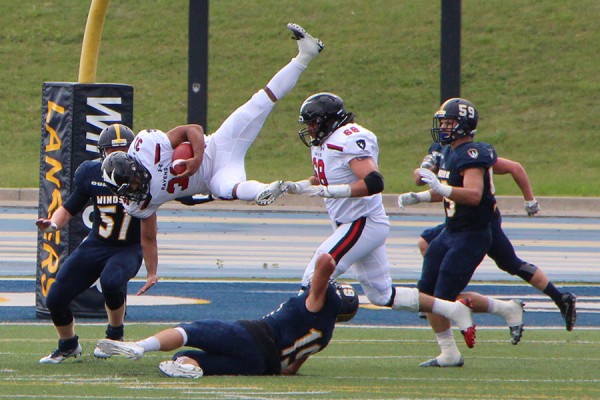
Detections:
[434, 184, 453, 198]
[415, 191, 432, 203]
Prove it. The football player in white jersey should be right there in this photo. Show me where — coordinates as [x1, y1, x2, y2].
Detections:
[101, 23, 323, 294]
[285, 93, 478, 359]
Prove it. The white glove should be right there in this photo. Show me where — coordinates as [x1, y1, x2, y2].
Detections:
[308, 184, 352, 198]
[36, 218, 57, 233]
[524, 199, 540, 216]
[285, 180, 312, 194]
[397, 191, 432, 209]
[417, 168, 452, 198]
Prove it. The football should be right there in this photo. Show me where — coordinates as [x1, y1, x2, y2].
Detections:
[172, 142, 193, 175]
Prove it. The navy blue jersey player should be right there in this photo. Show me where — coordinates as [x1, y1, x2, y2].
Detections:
[402, 98, 499, 367]
[96, 253, 359, 378]
[401, 142, 577, 337]
[37, 124, 153, 364]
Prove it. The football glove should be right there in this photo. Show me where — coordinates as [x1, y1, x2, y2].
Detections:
[417, 168, 452, 198]
[36, 218, 57, 233]
[397, 191, 431, 209]
[285, 180, 312, 195]
[308, 184, 352, 198]
[524, 199, 540, 216]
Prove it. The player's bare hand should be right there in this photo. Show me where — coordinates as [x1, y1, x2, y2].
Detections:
[177, 158, 201, 177]
[137, 275, 158, 295]
[36, 218, 57, 233]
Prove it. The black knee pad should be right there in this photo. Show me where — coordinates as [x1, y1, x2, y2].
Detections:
[49, 306, 73, 327]
[103, 290, 126, 311]
[515, 262, 539, 282]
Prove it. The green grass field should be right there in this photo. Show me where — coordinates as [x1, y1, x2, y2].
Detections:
[0, 324, 597, 399]
[2, 1, 600, 195]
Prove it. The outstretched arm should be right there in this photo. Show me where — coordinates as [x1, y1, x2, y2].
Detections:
[493, 157, 540, 216]
[493, 157, 534, 201]
[305, 253, 336, 313]
[302, 157, 384, 198]
[35, 206, 73, 232]
[137, 213, 159, 295]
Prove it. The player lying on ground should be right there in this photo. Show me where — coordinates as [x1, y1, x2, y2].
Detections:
[97, 253, 360, 378]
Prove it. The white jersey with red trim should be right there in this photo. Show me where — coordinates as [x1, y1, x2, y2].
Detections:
[311, 123, 389, 225]
[125, 129, 213, 219]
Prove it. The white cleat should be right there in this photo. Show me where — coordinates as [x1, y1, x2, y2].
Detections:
[93, 346, 112, 359]
[419, 355, 464, 368]
[287, 23, 324, 56]
[39, 343, 83, 364]
[159, 360, 203, 379]
[96, 339, 144, 360]
[255, 180, 288, 206]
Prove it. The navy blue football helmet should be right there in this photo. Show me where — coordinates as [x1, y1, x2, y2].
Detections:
[97, 124, 135, 160]
[431, 98, 479, 144]
[334, 282, 359, 323]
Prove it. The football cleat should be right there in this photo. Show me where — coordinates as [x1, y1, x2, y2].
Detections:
[39, 343, 83, 364]
[93, 346, 112, 359]
[96, 339, 144, 360]
[504, 299, 525, 326]
[455, 297, 476, 348]
[558, 293, 576, 331]
[255, 180, 287, 206]
[507, 299, 525, 345]
[159, 360, 203, 379]
[287, 23, 324, 54]
[461, 325, 477, 349]
[509, 324, 525, 345]
[419, 356, 464, 368]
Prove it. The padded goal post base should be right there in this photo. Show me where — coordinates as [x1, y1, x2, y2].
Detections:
[36, 82, 133, 319]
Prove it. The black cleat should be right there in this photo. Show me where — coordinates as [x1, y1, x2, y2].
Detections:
[509, 324, 524, 345]
[558, 293, 576, 331]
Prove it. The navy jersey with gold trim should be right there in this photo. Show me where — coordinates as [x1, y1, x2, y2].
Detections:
[262, 283, 341, 370]
[439, 142, 497, 232]
[64, 160, 141, 245]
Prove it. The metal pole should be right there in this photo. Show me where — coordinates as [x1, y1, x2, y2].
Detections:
[188, 0, 209, 129]
[440, 0, 461, 103]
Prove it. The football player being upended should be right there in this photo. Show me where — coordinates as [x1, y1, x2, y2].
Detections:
[101, 23, 324, 294]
